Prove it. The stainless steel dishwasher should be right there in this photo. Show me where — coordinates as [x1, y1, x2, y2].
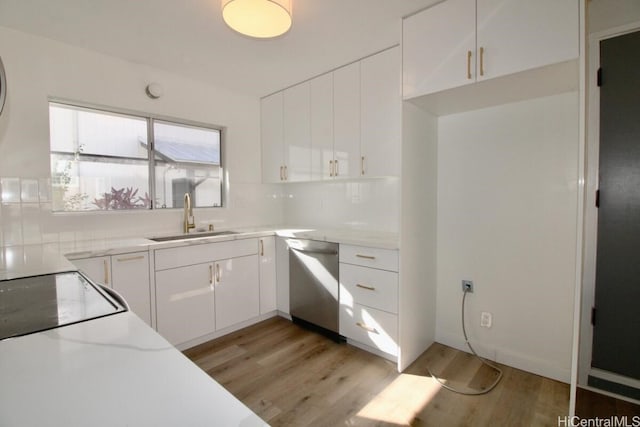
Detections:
[288, 239, 343, 340]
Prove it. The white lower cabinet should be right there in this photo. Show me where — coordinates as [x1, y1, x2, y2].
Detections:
[72, 256, 111, 286]
[71, 252, 152, 326]
[339, 303, 399, 357]
[155, 263, 216, 346]
[339, 244, 399, 359]
[215, 255, 260, 331]
[153, 238, 261, 347]
[259, 237, 277, 314]
[111, 252, 151, 326]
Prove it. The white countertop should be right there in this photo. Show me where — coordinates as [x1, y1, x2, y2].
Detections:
[0, 311, 267, 427]
[60, 225, 399, 260]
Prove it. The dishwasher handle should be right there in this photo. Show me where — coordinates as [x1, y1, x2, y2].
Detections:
[291, 247, 338, 256]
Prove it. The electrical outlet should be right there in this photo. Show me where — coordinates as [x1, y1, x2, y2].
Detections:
[481, 312, 492, 328]
[461, 280, 474, 293]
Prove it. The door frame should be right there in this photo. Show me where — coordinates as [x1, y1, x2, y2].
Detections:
[577, 20, 640, 400]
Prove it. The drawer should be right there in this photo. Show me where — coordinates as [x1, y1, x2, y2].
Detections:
[154, 238, 257, 271]
[339, 244, 398, 272]
[339, 263, 398, 314]
[339, 303, 398, 357]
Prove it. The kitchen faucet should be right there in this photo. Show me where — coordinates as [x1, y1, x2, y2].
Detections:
[183, 192, 195, 234]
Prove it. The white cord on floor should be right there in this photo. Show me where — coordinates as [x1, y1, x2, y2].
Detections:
[426, 288, 503, 395]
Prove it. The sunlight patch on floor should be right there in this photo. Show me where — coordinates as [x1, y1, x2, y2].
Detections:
[355, 373, 442, 425]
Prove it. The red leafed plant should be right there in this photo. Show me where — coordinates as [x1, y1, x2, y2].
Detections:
[93, 187, 151, 210]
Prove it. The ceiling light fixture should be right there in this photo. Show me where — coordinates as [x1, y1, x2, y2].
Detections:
[221, 0, 292, 39]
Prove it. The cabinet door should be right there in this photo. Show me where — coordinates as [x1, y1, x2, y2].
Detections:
[259, 237, 277, 315]
[283, 82, 311, 182]
[111, 252, 151, 326]
[333, 62, 361, 179]
[275, 237, 290, 314]
[214, 254, 260, 331]
[261, 92, 284, 183]
[310, 73, 335, 181]
[361, 47, 401, 177]
[476, 0, 579, 81]
[72, 256, 111, 287]
[402, 0, 476, 98]
[155, 263, 215, 346]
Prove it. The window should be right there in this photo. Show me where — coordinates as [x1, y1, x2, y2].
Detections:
[49, 102, 223, 211]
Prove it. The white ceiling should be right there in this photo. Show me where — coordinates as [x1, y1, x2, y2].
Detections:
[0, 0, 439, 97]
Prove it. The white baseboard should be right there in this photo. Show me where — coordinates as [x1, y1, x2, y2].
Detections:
[435, 330, 570, 383]
[175, 311, 279, 351]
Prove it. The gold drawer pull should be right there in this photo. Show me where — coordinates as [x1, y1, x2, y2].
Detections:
[356, 322, 376, 333]
[467, 50, 472, 79]
[479, 46, 485, 77]
[356, 254, 376, 260]
[209, 264, 214, 285]
[356, 284, 375, 291]
[116, 255, 145, 262]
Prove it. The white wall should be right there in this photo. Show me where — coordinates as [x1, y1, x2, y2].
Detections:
[0, 26, 283, 246]
[588, 0, 640, 34]
[435, 92, 580, 382]
[282, 178, 400, 232]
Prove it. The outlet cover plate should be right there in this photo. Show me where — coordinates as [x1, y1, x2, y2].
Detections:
[462, 280, 474, 293]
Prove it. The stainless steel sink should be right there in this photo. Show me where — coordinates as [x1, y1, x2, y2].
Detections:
[149, 230, 239, 242]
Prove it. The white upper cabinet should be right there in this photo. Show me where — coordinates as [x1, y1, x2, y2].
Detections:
[361, 47, 401, 177]
[310, 73, 335, 181]
[261, 92, 284, 183]
[261, 47, 402, 182]
[476, 0, 579, 81]
[333, 61, 361, 179]
[403, 0, 579, 99]
[283, 82, 311, 182]
[403, 0, 476, 98]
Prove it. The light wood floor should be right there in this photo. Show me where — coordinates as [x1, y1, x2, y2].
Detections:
[184, 317, 569, 426]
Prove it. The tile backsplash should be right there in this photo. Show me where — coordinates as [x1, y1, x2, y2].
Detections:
[0, 177, 284, 247]
[282, 177, 400, 233]
[0, 174, 398, 247]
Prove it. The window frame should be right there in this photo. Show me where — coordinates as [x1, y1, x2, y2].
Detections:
[48, 98, 225, 212]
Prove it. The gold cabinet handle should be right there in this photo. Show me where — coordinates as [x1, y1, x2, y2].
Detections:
[279, 166, 284, 181]
[356, 284, 376, 291]
[215, 263, 221, 283]
[260, 239, 264, 257]
[356, 322, 376, 333]
[209, 264, 214, 285]
[356, 254, 376, 260]
[284, 165, 288, 181]
[103, 259, 109, 285]
[479, 47, 485, 77]
[335, 159, 339, 177]
[361, 156, 365, 176]
[329, 160, 334, 177]
[115, 255, 144, 263]
[467, 50, 472, 79]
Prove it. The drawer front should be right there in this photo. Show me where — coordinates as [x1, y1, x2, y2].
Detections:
[340, 263, 398, 314]
[339, 244, 398, 271]
[339, 303, 398, 357]
[154, 238, 257, 271]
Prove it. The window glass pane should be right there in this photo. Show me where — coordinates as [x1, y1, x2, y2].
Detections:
[49, 103, 150, 211]
[153, 121, 222, 208]
[50, 104, 148, 159]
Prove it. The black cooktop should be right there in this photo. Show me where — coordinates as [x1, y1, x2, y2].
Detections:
[0, 271, 127, 340]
